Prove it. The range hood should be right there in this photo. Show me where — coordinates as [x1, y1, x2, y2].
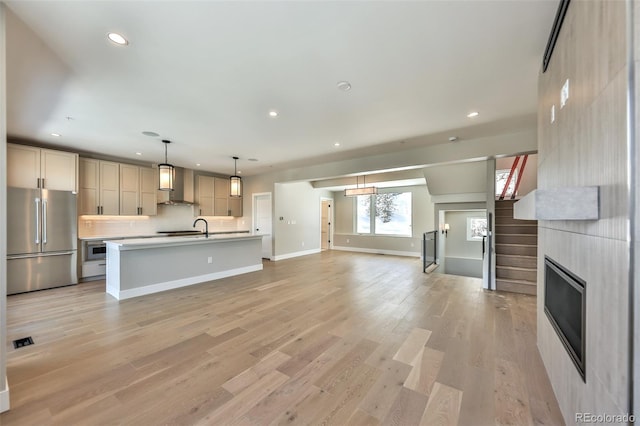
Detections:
[157, 167, 196, 206]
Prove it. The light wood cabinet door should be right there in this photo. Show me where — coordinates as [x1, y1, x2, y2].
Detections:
[229, 197, 243, 217]
[197, 175, 215, 216]
[79, 158, 100, 215]
[139, 167, 157, 216]
[119, 164, 139, 215]
[99, 161, 120, 215]
[40, 148, 78, 192]
[214, 177, 229, 216]
[7, 144, 40, 189]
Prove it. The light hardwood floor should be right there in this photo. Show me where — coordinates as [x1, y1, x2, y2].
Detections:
[1, 251, 564, 425]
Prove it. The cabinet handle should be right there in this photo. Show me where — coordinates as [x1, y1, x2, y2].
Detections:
[97, 206, 100, 215]
[36, 178, 40, 188]
[42, 178, 45, 189]
[199, 208, 202, 216]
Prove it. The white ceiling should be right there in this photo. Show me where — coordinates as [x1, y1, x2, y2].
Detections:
[5, 1, 558, 177]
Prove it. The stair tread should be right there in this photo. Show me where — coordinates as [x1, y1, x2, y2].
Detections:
[496, 265, 537, 271]
[496, 254, 537, 259]
[495, 243, 537, 247]
[496, 278, 537, 285]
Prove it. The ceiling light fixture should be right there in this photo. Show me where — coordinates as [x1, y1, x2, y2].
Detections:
[158, 140, 174, 191]
[467, 111, 479, 118]
[334, 142, 341, 147]
[108, 33, 127, 44]
[337, 81, 352, 91]
[248, 158, 259, 162]
[50, 133, 61, 137]
[268, 110, 278, 118]
[230, 156, 242, 198]
[108, 32, 128, 46]
[135, 152, 142, 156]
[448, 136, 459, 142]
[345, 175, 377, 197]
[142, 131, 160, 137]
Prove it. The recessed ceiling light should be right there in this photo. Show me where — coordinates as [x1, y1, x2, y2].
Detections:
[334, 142, 341, 147]
[237, 170, 242, 174]
[448, 136, 459, 142]
[467, 111, 479, 118]
[142, 131, 159, 137]
[108, 32, 128, 46]
[196, 163, 201, 167]
[248, 158, 259, 162]
[51, 133, 61, 137]
[135, 152, 143, 156]
[337, 81, 352, 91]
[268, 110, 278, 118]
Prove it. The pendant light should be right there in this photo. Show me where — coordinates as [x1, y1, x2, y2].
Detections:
[344, 175, 377, 197]
[230, 156, 242, 197]
[158, 140, 175, 191]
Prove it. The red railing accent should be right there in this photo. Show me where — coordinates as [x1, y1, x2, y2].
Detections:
[511, 154, 529, 200]
[499, 156, 520, 200]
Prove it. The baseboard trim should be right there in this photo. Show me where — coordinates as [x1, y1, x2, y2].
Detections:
[273, 248, 321, 261]
[111, 264, 263, 300]
[332, 246, 421, 258]
[0, 378, 10, 413]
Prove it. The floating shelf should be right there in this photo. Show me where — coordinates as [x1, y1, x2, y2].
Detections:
[513, 186, 599, 221]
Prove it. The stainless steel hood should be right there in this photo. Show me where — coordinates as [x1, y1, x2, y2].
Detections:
[158, 167, 196, 206]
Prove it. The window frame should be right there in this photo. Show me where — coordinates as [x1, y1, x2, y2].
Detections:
[355, 191, 413, 237]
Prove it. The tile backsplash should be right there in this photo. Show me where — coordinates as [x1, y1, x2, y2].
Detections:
[79, 205, 247, 238]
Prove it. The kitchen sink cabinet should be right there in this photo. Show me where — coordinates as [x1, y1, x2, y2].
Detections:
[120, 164, 157, 216]
[8, 143, 78, 192]
[79, 158, 120, 215]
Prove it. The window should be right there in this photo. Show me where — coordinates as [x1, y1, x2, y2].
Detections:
[466, 217, 487, 241]
[496, 169, 518, 197]
[356, 192, 412, 236]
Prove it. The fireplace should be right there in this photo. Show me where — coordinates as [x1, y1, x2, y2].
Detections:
[544, 256, 586, 381]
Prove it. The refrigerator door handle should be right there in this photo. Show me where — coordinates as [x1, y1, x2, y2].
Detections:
[43, 198, 48, 244]
[8, 251, 75, 260]
[35, 197, 41, 244]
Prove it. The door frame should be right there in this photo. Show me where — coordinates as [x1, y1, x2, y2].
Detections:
[252, 192, 273, 260]
[320, 197, 333, 250]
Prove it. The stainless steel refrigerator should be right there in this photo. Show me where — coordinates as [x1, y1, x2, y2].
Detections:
[7, 187, 78, 295]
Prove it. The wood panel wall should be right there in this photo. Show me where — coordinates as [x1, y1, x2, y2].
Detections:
[537, 1, 630, 423]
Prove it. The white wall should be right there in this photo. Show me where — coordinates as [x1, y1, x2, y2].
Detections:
[0, 2, 9, 413]
[332, 185, 434, 257]
[272, 181, 332, 260]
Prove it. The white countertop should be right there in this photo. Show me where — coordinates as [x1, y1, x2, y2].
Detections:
[105, 233, 264, 251]
[80, 230, 251, 241]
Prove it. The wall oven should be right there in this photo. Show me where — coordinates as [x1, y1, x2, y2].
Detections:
[85, 241, 106, 261]
[82, 240, 106, 280]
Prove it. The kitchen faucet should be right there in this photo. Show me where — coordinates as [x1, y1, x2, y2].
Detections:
[193, 218, 209, 238]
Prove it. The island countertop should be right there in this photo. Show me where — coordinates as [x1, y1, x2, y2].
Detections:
[105, 233, 262, 251]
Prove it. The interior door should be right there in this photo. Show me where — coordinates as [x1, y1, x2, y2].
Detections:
[254, 193, 272, 259]
[321, 200, 330, 250]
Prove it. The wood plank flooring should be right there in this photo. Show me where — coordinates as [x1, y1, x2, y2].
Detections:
[0, 251, 564, 425]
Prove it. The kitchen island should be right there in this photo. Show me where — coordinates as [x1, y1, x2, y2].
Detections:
[105, 233, 263, 300]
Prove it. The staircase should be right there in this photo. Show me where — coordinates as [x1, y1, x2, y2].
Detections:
[495, 200, 538, 295]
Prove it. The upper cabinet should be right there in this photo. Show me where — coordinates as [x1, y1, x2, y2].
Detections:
[120, 165, 157, 216]
[196, 175, 215, 216]
[80, 159, 158, 216]
[79, 158, 120, 215]
[195, 175, 242, 217]
[8, 144, 78, 192]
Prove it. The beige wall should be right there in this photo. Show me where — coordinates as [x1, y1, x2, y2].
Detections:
[537, 1, 630, 423]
